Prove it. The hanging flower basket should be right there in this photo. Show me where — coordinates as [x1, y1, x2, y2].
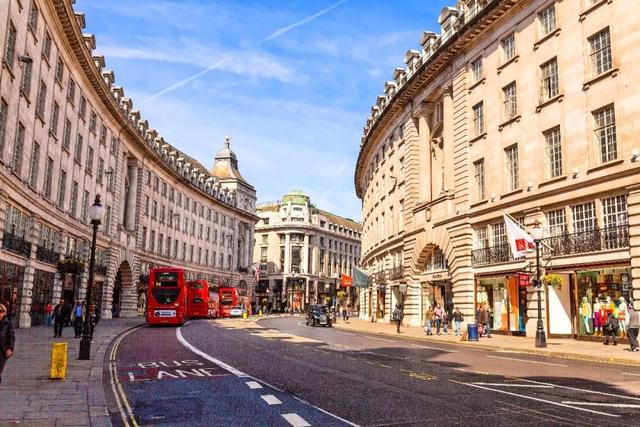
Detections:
[336, 290, 346, 300]
[57, 257, 85, 275]
[542, 273, 562, 290]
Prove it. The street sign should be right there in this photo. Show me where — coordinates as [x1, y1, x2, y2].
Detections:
[517, 273, 530, 287]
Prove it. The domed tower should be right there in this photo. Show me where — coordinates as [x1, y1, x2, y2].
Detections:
[210, 136, 256, 212]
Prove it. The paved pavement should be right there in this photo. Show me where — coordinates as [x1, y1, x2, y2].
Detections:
[332, 317, 640, 366]
[0, 317, 144, 427]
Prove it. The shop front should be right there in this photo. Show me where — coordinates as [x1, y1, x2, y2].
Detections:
[475, 275, 527, 335]
[0, 260, 24, 324]
[573, 266, 631, 340]
[376, 284, 386, 319]
[31, 269, 55, 326]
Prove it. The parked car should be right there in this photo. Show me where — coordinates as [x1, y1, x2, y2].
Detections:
[306, 304, 331, 327]
[229, 306, 244, 318]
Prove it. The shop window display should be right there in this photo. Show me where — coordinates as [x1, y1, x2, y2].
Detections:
[576, 268, 631, 336]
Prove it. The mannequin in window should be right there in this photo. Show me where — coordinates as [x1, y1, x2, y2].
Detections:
[604, 295, 614, 317]
[593, 299, 604, 336]
[580, 296, 592, 334]
[617, 296, 628, 337]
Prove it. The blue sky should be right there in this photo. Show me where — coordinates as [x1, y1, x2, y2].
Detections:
[76, 0, 447, 220]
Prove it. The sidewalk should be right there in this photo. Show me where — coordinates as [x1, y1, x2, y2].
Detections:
[0, 317, 144, 426]
[333, 317, 640, 366]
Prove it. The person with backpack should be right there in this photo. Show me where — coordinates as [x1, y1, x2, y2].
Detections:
[452, 307, 464, 336]
[392, 304, 404, 334]
[603, 312, 620, 345]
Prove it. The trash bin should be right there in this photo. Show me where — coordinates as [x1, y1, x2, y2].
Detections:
[50, 342, 68, 380]
[467, 323, 479, 342]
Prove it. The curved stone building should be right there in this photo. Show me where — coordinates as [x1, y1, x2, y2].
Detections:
[355, 0, 639, 339]
[0, 0, 257, 327]
[253, 191, 361, 312]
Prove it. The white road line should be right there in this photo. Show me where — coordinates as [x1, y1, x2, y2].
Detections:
[365, 335, 396, 343]
[338, 331, 356, 336]
[176, 327, 360, 427]
[246, 381, 263, 389]
[561, 401, 640, 408]
[450, 380, 619, 418]
[282, 413, 311, 427]
[410, 343, 457, 353]
[487, 355, 568, 367]
[622, 372, 640, 377]
[517, 378, 640, 401]
[471, 383, 554, 388]
[261, 394, 282, 405]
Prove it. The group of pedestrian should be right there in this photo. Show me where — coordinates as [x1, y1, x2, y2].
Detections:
[423, 306, 465, 336]
[51, 299, 98, 339]
[476, 303, 492, 338]
[604, 303, 640, 350]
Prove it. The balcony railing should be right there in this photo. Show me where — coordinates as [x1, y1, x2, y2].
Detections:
[472, 243, 515, 266]
[1, 227, 32, 258]
[541, 225, 629, 257]
[36, 244, 60, 265]
[388, 266, 403, 280]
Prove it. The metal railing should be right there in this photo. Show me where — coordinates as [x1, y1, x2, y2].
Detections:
[1, 227, 32, 258]
[472, 243, 515, 266]
[95, 264, 108, 276]
[541, 225, 629, 257]
[36, 244, 60, 264]
[388, 266, 404, 280]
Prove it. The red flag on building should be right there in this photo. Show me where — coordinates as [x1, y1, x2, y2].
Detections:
[341, 274, 352, 287]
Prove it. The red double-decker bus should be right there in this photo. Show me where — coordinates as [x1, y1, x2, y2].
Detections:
[218, 287, 238, 318]
[208, 286, 220, 318]
[146, 267, 187, 326]
[186, 280, 210, 318]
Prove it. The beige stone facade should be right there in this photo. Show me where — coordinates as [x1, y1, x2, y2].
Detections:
[355, 0, 640, 338]
[253, 191, 361, 312]
[0, 0, 257, 327]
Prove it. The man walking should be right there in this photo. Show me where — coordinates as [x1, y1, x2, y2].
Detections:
[626, 303, 639, 352]
[73, 300, 84, 338]
[392, 304, 404, 334]
[434, 304, 444, 335]
[53, 299, 71, 338]
[0, 304, 15, 384]
[453, 307, 464, 336]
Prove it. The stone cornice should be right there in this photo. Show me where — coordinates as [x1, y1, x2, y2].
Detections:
[354, 0, 521, 199]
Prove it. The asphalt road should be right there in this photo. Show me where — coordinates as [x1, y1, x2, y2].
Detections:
[106, 316, 640, 426]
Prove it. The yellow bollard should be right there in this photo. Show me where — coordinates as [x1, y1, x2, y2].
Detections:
[50, 342, 68, 380]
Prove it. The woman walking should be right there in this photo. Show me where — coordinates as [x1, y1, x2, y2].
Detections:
[424, 307, 434, 336]
[0, 304, 15, 384]
[452, 307, 464, 336]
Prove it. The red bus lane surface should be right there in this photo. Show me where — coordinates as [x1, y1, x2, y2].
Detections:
[107, 321, 354, 427]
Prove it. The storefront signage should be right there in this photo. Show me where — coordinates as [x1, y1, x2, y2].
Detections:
[517, 273, 530, 288]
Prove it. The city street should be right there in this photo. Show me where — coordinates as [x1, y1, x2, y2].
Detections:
[107, 316, 640, 426]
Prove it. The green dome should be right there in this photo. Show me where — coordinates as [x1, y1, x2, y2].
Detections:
[282, 190, 309, 205]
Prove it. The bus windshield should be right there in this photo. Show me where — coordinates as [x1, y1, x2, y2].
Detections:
[220, 291, 233, 306]
[151, 288, 180, 304]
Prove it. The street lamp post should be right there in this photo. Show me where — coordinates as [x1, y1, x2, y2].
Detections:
[79, 195, 105, 360]
[531, 221, 547, 348]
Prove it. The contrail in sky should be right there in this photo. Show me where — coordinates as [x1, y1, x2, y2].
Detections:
[143, 0, 347, 103]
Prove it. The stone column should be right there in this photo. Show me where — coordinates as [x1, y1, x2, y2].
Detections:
[17, 217, 41, 327]
[412, 102, 434, 203]
[442, 86, 454, 193]
[101, 248, 118, 319]
[627, 185, 640, 310]
[284, 233, 291, 274]
[125, 159, 140, 231]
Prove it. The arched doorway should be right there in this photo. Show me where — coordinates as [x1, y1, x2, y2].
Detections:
[113, 260, 138, 317]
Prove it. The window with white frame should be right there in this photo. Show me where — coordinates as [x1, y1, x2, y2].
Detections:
[540, 57, 559, 101]
[602, 195, 628, 228]
[593, 104, 617, 163]
[544, 126, 562, 178]
[546, 208, 566, 236]
[501, 33, 515, 62]
[539, 4, 556, 36]
[502, 82, 517, 119]
[505, 144, 519, 191]
[474, 159, 485, 200]
[492, 222, 507, 247]
[475, 226, 489, 249]
[572, 201, 596, 233]
[588, 28, 612, 76]
[473, 102, 484, 135]
[471, 57, 483, 82]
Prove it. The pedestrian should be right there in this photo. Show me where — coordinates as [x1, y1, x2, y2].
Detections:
[53, 299, 71, 338]
[341, 307, 347, 321]
[453, 307, 464, 336]
[73, 300, 84, 338]
[0, 304, 15, 384]
[603, 312, 619, 345]
[434, 304, 444, 335]
[479, 304, 492, 338]
[44, 302, 53, 326]
[442, 311, 449, 335]
[392, 304, 404, 334]
[626, 303, 639, 352]
[424, 307, 434, 335]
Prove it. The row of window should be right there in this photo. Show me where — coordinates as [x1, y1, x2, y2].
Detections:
[473, 102, 617, 198]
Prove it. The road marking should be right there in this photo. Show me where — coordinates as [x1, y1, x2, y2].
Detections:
[410, 343, 457, 353]
[622, 372, 640, 377]
[109, 325, 146, 427]
[561, 401, 640, 408]
[282, 413, 311, 427]
[176, 327, 359, 427]
[471, 383, 554, 388]
[450, 380, 619, 417]
[246, 381, 263, 389]
[487, 355, 568, 367]
[338, 331, 356, 336]
[517, 378, 640, 401]
[261, 394, 282, 405]
[365, 335, 396, 342]
[455, 367, 490, 375]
